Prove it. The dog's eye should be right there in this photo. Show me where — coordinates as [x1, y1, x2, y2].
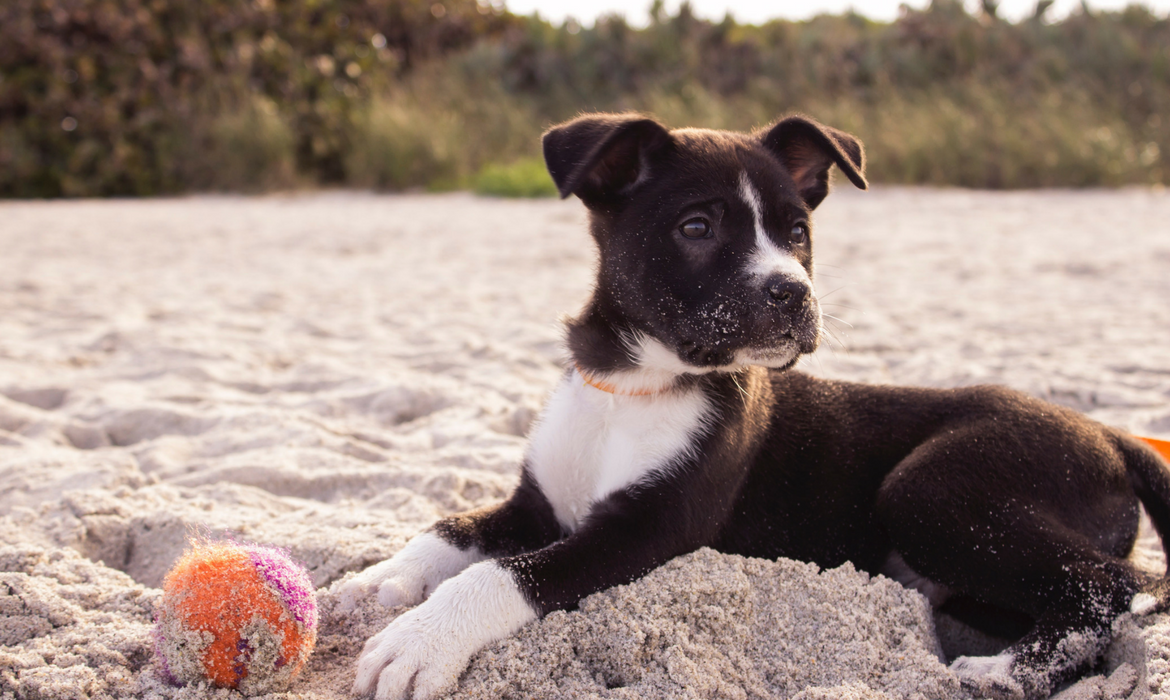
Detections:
[790, 223, 809, 244]
[679, 218, 712, 239]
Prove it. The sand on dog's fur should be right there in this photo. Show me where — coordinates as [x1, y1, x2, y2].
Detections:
[2, 190, 1170, 699]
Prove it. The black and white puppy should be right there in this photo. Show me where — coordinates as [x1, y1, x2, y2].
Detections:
[338, 113, 1170, 700]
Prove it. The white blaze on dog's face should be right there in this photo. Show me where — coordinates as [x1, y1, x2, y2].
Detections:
[735, 171, 821, 369]
[545, 114, 866, 378]
[740, 172, 812, 287]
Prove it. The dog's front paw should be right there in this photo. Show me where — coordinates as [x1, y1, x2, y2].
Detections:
[352, 561, 536, 700]
[951, 653, 1025, 700]
[353, 608, 459, 700]
[333, 531, 482, 611]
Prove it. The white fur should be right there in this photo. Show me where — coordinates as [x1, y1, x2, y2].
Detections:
[1131, 591, 1158, 615]
[951, 652, 1014, 678]
[731, 345, 801, 370]
[630, 332, 736, 378]
[333, 531, 484, 611]
[880, 550, 952, 608]
[577, 333, 705, 395]
[632, 332, 712, 376]
[738, 172, 813, 284]
[631, 331, 800, 375]
[526, 368, 713, 531]
[951, 652, 1020, 696]
[353, 561, 536, 700]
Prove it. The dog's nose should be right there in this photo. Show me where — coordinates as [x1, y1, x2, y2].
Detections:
[765, 279, 810, 310]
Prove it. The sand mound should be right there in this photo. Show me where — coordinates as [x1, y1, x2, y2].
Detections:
[453, 548, 957, 700]
[2, 191, 1170, 699]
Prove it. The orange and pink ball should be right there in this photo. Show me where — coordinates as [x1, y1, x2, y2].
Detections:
[154, 541, 318, 694]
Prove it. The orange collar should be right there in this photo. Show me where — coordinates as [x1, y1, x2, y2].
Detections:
[575, 364, 667, 397]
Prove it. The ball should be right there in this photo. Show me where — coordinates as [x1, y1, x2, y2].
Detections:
[154, 541, 318, 694]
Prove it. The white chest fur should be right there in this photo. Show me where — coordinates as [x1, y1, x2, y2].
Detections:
[526, 371, 713, 531]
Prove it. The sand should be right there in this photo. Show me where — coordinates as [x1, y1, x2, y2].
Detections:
[1, 187, 1169, 699]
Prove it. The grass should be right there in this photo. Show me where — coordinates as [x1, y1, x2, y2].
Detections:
[473, 158, 558, 197]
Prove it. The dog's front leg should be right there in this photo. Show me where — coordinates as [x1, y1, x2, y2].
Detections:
[353, 485, 723, 700]
[334, 470, 560, 611]
[352, 557, 536, 700]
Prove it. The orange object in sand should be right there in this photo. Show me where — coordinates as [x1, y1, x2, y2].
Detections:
[154, 541, 317, 695]
[1139, 435, 1170, 462]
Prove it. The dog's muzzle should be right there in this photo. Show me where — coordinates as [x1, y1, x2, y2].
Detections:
[758, 275, 820, 354]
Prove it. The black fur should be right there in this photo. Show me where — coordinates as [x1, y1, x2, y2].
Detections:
[760, 115, 867, 208]
[432, 470, 562, 558]
[417, 114, 1170, 700]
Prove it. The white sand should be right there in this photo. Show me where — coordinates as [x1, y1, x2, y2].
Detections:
[1, 188, 1169, 699]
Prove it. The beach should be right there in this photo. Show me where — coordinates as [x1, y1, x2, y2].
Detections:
[2, 188, 1169, 699]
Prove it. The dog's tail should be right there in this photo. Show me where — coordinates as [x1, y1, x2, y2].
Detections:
[1117, 433, 1170, 614]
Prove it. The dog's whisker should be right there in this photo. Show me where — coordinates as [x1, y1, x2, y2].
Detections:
[821, 326, 848, 351]
[822, 321, 852, 339]
[816, 285, 848, 300]
[823, 337, 846, 353]
[810, 352, 826, 374]
[819, 302, 862, 313]
[730, 372, 750, 407]
[823, 314, 854, 329]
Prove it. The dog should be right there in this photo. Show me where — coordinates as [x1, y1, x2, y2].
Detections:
[335, 113, 1170, 700]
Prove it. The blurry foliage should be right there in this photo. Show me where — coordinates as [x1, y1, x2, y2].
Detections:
[474, 157, 557, 196]
[0, 0, 510, 196]
[346, 96, 462, 190]
[197, 95, 299, 192]
[1, 0, 1168, 196]
[480, 0, 1169, 188]
[346, 63, 542, 190]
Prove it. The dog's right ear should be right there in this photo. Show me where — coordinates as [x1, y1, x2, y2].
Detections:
[760, 116, 867, 210]
[542, 114, 672, 204]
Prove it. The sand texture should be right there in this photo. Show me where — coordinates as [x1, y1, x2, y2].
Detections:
[2, 188, 1169, 699]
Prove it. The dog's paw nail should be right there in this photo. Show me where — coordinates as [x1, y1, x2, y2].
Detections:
[1131, 591, 1158, 615]
[413, 663, 459, 700]
[378, 578, 421, 608]
[952, 654, 1024, 700]
[335, 586, 365, 612]
[375, 661, 419, 700]
[353, 659, 381, 696]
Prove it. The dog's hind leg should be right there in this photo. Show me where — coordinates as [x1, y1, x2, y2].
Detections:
[890, 513, 1141, 699]
[885, 521, 1142, 699]
[876, 439, 1144, 699]
[950, 554, 1140, 700]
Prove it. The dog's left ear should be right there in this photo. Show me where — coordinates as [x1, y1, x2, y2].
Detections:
[760, 116, 867, 209]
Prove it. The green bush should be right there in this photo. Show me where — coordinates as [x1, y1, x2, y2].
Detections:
[0, 0, 513, 197]
[2, 0, 1168, 195]
[474, 157, 557, 197]
[788, 85, 1164, 188]
[198, 97, 299, 192]
[346, 59, 549, 191]
[346, 98, 462, 191]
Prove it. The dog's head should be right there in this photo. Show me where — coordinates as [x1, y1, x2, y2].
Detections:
[544, 113, 866, 381]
